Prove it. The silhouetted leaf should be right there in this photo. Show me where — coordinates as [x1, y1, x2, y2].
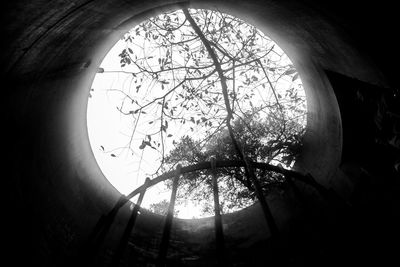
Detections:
[139, 142, 146, 149]
[284, 68, 296, 75]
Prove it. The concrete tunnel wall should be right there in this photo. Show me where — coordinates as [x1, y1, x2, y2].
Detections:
[3, 0, 396, 266]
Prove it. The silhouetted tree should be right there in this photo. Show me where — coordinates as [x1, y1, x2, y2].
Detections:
[100, 8, 306, 215]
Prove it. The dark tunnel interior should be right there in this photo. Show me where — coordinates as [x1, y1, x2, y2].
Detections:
[2, 1, 400, 266]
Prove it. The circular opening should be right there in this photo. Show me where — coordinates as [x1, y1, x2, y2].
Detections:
[87, 8, 307, 219]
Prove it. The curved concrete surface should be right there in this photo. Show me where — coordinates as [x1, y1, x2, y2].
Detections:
[3, 1, 399, 266]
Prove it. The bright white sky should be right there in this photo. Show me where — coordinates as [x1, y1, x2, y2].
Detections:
[88, 40, 179, 214]
[87, 9, 306, 219]
[88, 39, 210, 218]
